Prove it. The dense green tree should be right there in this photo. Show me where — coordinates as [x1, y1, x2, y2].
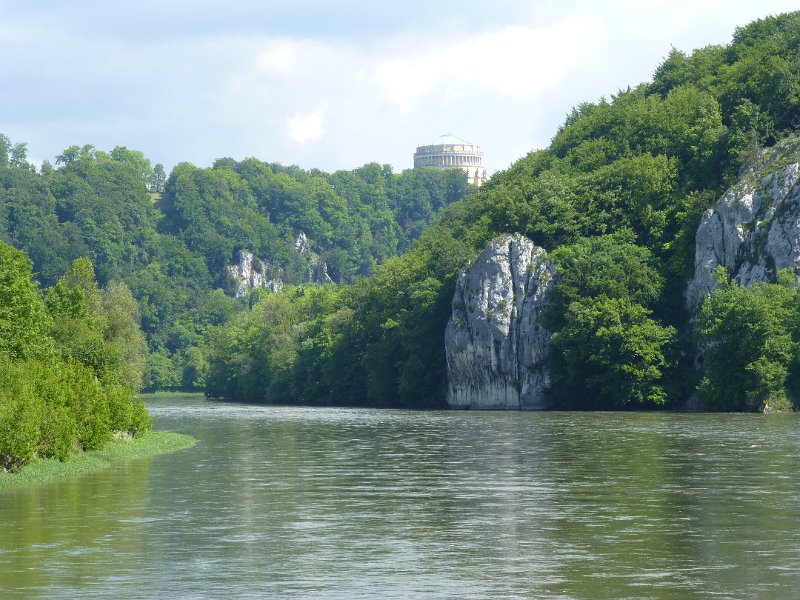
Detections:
[544, 233, 664, 330]
[0, 134, 10, 167]
[0, 357, 45, 470]
[101, 282, 147, 391]
[47, 258, 147, 392]
[543, 235, 676, 408]
[109, 146, 154, 183]
[46, 144, 161, 284]
[1, 168, 73, 285]
[151, 163, 167, 193]
[0, 242, 52, 360]
[0, 246, 151, 472]
[46, 258, 109, 375]
[695, 270, 799, 411]
[549, 297, 676, 408]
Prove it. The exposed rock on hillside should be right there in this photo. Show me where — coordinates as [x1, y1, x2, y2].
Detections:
[226, 251, 284, 298]
[445, 234, 555, 410]
[688, 137, 800, 307]
[296, 232, 334, 285]
[226, 232, 333, 298]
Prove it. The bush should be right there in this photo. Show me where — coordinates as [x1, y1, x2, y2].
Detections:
[0, 358, 43, 471]
[128, 401, 153, 437]
[27, 360, 78, 460]
[38, 404, 78, 461]
[60, 360, 112, 450]
[106, 380, 152, 436]
[0, 246, 154, 467]
[696, 271, 799, 411]
[106, 380, 135, 433]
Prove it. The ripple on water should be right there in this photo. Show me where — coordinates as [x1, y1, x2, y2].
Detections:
[3, 399, 800, 598]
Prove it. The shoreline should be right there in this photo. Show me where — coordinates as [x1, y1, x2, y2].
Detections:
[0, 431, 196, 489]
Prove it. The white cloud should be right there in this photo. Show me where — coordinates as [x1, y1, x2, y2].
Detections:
[3, 0, 800, 175]
[372, 19, 606, 109]
[257, 40, 299, 74]
[286, 107, 327, 144]
[254, 38, 336, 76]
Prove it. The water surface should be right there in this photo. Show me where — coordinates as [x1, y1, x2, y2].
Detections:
[2, 396, 800, 598]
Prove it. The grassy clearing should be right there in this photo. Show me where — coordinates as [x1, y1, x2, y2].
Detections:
[0, 431, 196, 489]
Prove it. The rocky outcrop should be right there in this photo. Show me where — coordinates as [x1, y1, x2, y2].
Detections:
[687, 138, 800, 308]
[445, 234, 555, 410]
[226, 232, 333, 298]
[296, 232, 334, 285]
[294, 231, 312, 254]
[226, 251, 284, 298]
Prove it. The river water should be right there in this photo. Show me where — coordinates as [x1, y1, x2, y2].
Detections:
[3, 395, 800, 599]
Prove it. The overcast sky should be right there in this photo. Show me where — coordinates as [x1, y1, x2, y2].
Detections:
[1, 1, 797, 175]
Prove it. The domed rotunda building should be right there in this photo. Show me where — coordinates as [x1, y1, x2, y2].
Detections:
[413, 134, 487, 186]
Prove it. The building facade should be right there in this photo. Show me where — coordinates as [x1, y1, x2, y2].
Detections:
[413, 134, 487, 186]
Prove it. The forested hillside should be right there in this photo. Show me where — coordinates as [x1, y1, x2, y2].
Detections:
[205, 11, 800, 410]
[3, 11, 798, 412]
[0, 141, 472, 391]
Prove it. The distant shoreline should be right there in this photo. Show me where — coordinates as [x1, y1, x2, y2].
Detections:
[0, 431, 196, 489]
[138, 391, 206, 399]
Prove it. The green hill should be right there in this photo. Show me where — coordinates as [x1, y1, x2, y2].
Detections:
[204, 11, 800, 410]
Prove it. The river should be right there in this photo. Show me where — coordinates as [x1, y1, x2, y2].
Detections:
[2, 395, 800, 598]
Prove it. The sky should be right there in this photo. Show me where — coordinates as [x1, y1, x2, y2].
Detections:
[1, 0, 798, 176]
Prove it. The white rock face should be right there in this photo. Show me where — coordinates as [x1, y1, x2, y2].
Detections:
[445, 234, 555, 410]
[227, 251, 283, 298]
[226, 232, 334, 297]
[687, 160, 800, 307]
[296, 232, 334, 285]
[295, 231, 311, 254]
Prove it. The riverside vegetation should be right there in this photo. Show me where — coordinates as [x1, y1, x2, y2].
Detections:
[0, 244, 152, 473]
[0, 140, 473, 392]
[205, 12, 800, 411]
[0, 127, 473, 473]
[1, 11, 799, 440]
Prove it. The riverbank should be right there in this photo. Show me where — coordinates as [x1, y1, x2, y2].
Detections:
[139, 391, 206, 400]
[0, 431, 196, 489]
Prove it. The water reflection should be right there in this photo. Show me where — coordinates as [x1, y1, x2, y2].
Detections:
[1, 457, 152, 596]
[2, 398, 800, 598]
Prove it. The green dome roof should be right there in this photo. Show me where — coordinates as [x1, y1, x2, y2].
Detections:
[426, 133, 473, 146]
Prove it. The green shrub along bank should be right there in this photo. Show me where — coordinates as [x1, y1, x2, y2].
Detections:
[0, 242, 151, 473]
[0, 431, 195, 489]
[695, 269, 800, 413]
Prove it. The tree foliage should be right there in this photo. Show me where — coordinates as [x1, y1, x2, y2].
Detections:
[0, 243, 151, 472]
[0, 243, 52, 360]
[0, 128, 473, 392]
[544, 235, 676, 408]
[202, 11, 800, 410]
[2, 11, 799, 410]
[695, 270, 800, 411]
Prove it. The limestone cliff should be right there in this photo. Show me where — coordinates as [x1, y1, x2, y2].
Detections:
[226, 251, 284, 298]
[226, 232, 333, 298]
[295, 232, 334, 285]
[687, 137, 800, 308]
[445, 234, 555, 410]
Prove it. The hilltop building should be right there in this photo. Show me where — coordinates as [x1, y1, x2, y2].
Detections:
[413, 134, 487, 186]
